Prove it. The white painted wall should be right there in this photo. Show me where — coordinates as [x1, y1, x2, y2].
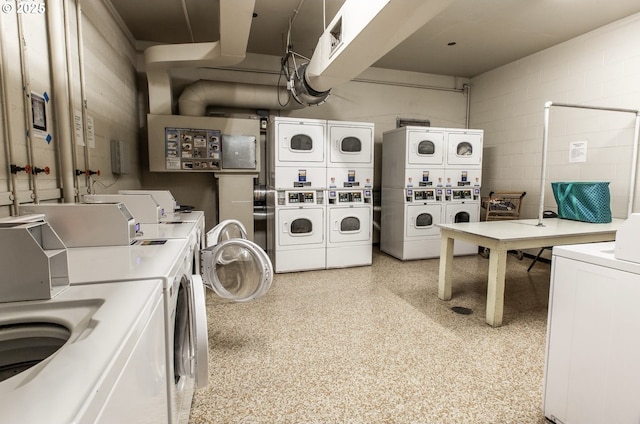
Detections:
[470, 12, 640, 220]
[0, 1, 141, 218]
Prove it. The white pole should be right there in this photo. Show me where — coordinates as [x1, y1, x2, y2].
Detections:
[538, 101, 552, 226]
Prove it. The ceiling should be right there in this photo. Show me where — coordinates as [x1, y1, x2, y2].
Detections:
[109, 0, 640, 78]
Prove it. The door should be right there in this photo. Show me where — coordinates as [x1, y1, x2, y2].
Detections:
[405, 203, 442, 238]
[446, 131, 482, 166]
[444, 203, 480, 224]
[275, 119, 326, 164]
[328, 206, 371, 244]
[277, 207, 325, 247]
[407, 129, 445, 166]
[205, 219, 247, 247]
[328, 122, 373, 165]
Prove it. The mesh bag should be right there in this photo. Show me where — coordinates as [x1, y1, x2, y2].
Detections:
[551, 182, 612, 223]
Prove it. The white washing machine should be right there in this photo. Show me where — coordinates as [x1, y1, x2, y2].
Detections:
[326, 189, 373, 268]
[267, 189, 326, 273]
[326, 120, 374, 189]
[269, 116, 327, 190]
[381, 187, 443, 260]
[0, 280, 168, 424]
[381, 126, 446, 189]
[445, 129, 483, 167]
[443, 189, 481, 256]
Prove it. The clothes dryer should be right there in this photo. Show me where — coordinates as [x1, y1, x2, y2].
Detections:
[269, 117, 327, 190]
[267, 189, 326, 273]
[443, 196, 480, 256]
[326, 120, 374, 189]
[326, 189, 373, 268]
[445, 129, 483, 167]
[381, 187, 443, 260]
[0, 280, 168, 424]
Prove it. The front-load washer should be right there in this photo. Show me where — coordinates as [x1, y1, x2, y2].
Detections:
[381, 187, 443, 260]
[0, 280, 168, 424]
[443, 199, 480, 256]
[445, 129, 483, 167]
[267, 189, 326, 273]
[326, 189, 373, 268]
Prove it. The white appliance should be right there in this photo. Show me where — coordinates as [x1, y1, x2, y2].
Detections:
[0, 280, 169, 424]
[119, 189, 178, 213]
[443, 194, 480, 256]
[445, 129, 483, 167]
[326, 189, 373, 268]
[544, 241, 640, 424]
[84, 193, 164, 223]
[269, 117, 327, 190]
[267, 189, 326, 273]
[380, 187, 443, 260]
[326, 120, 374, 190]
[381, 126, 446, 189]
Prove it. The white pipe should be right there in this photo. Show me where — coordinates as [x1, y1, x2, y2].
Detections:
[464, 84, 471, 129]
[629, 112, 640, 215]
[0, 15, 19, 214]
[63, 0, 82, 197]
[76, 0, 92, 194]
[178, 80, 303, 116]
[538, 102, 552, 226]
[48, 0, 77, 203]
[16, 14, 38, 203]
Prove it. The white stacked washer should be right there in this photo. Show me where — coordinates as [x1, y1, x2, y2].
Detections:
[381, 126, 446, 260]
[268, 117, 327, 272]
[325, 120, 374, 268]
[443, 129, 483, 256]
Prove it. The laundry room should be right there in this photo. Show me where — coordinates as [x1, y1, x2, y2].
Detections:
[1, 1, 640, 423]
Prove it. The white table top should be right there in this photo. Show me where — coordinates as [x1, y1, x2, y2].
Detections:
[437, 218, 624, 242]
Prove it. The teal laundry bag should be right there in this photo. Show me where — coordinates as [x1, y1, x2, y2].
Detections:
[551, 182, 612, 223]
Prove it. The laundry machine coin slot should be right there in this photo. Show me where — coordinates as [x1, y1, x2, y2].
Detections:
[0, 322, 71, 383]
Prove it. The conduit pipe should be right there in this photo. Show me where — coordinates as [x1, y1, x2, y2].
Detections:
[144, 0, 255, 115]
[293, 0, 455, 105]
[538, 101, 640, 226]
[16, 14, 38, 203]
[0, 17, 19, 214]
[48, 0, 77, 203]
[178, 80, 303, 116]
[75, 0, 92, 194]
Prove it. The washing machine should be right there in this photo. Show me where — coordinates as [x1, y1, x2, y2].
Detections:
[443, 187, 481, 256]
[0, 275, 168, 423]
[84, 193, 164, 223]
[267, 189, 326, 273]
[445, 128, 483, 167]
[381, 187, 443, 260]
[326, 120, 374, 189]
[381, 126, 446, 189]
[326, 189, 373, 268]
[269, 116, 327, 190]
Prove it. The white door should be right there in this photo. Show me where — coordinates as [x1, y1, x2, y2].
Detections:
[407, 129, 445, 166]
[405, 203, 442, 238]
[328, 122, 373, 165]
[444, 203, 480, 224]
[328, 206, 371, 244]
[275, 120, 326, 164]
[277, 207, 325, 247]
[446, 131, 483, 166]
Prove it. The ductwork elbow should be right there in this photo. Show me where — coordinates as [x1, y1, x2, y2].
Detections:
[290, 63, 331, 107]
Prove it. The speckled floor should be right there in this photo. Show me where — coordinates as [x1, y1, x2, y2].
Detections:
[191, 248, 551, 424]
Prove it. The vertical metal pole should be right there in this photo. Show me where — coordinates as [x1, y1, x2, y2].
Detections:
[628, 113, 640, 216]
[538, 101, 552, 226]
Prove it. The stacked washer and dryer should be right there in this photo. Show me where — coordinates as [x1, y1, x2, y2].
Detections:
[381, 126, 483, 260]
[267, 117, 374, 273]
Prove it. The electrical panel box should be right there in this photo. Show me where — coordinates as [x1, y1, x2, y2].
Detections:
[110, 140, 129, 174]
[147, 114, 260, 173]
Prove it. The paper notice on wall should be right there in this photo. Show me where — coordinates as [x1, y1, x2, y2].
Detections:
[74, 109, 85, 146]
[569, 141, 587, 163]
[86, 115, 95, 148]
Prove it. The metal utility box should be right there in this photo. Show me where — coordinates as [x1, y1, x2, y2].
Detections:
[147, 114, 260, 173]
[0, 222, 69, 302]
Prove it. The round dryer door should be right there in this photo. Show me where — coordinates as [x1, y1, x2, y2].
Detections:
[205, 219, 247, 248]
[201, 238, 273, 303]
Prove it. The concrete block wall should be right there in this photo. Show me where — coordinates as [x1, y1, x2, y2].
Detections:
[470, 12, 640, 220]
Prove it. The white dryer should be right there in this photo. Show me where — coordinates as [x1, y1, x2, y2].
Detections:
[267, 189, 326, 273]
[381, 187, 442, 260]
[326, 120, 374, 190]
[269, 117, 327, 190]
[443, 195, 480, 256]
[0, 280, 168, 424]
[326, 189, 373, 268]
[445, 129, 483, 167]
